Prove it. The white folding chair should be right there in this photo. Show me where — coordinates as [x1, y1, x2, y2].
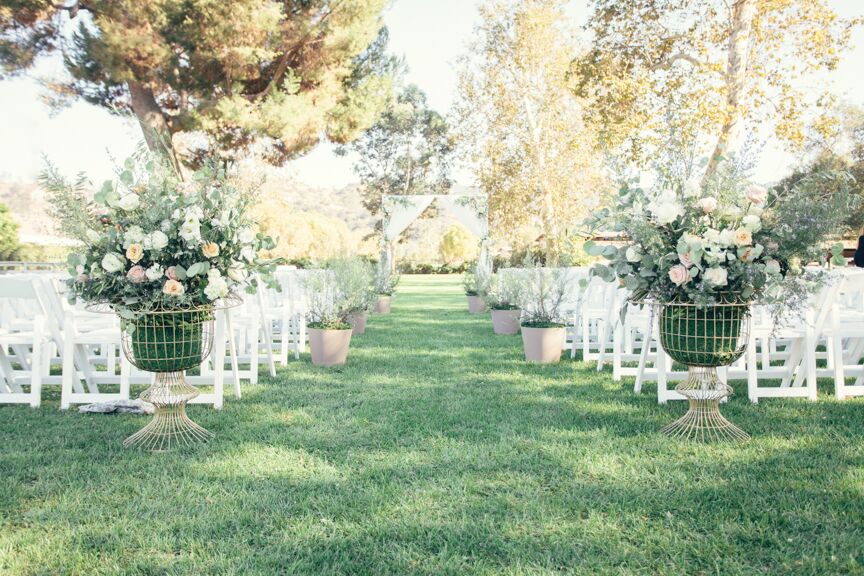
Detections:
[0, 277, 48, 407]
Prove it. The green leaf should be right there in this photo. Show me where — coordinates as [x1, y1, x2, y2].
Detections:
[583, 240, 601, 256]
[119, 170, 133, 186]
[174, 265, 187, 280]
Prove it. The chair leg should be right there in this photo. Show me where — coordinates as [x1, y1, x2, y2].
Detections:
[61, 335, 74, 410]
[746, 337, 758, 404]
[834, 332, 846, 401]
[30, 339, 42, 408]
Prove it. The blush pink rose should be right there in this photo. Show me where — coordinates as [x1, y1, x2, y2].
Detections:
[165, 266, 179, 281]
[668, 264, 690, 286]
[679, 253, 694, 268]
[697, 197, 718, 214]
[746, 185, 768, 205]
[126, 265, 146, 283]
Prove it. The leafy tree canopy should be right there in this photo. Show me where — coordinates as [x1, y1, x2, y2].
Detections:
[339, 84, 453, 219]
[0, 1, 398, 168]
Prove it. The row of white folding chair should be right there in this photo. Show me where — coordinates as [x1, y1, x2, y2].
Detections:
[260, 267, 308, 365]
[825, 270, 864, 400]
[0, 276, 48, 406]
[0, 273, 245, 409]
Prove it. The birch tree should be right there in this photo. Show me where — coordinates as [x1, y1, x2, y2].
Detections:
[455, 0, 607, 265]
[575, 0, 859, 181]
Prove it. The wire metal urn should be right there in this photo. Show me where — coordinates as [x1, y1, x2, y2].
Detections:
[120, 304, 216, 451]
[657, 299, 751, 443]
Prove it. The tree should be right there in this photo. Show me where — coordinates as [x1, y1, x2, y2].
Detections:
[454, 0, 607, 265]
[0, 202, 20, 260]
[339, 84, 453, 219]
[1, 1, 397, 169]
[439, 224, 478, 265]
[575, 0, 860, 182]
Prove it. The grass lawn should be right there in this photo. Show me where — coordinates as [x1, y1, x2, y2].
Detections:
[2, 274, 863, 575]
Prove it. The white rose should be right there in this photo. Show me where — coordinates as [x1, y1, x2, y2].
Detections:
[117, 194, 140, 211]
[101, 252, 126, 273]
[765, 259, 782, 275]
[180, 221, 201, 244]
[697, 196, 718, 214]
[148, 230, 169, 250]
[683, 179, 701, 198]
[204, 269, 229, 301]
[704, 267, 728, 287]
[703, 229, 720, 245]
[124, 225, 145, 246]
[742, 214, 761, 232]
[652, 202, 683, 225]
[145, 264, 163, 281]
[238, 227, 255, 244]
[625, 246, 642, 263]
[718, 229, 735, 247]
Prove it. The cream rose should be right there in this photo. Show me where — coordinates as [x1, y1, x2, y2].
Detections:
[126, 265, 146, 283]
[117, 193, 140, 211]
[126, 243, 144, 264]
[201, 242, 220, 258]
[101, 253, 126, 273]
[704, 267, 728, 287]
[746, 184, 768, 206]
[162, 279, 186, 297]
[733, 228, 752, 247]
[697, 196, 718, 214]
[668, 264, 690, 286]
[741, 214, 761, 232]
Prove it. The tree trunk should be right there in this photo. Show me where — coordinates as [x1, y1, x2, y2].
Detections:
[127, 80, 183, 174]
[703, 0, 756, 184]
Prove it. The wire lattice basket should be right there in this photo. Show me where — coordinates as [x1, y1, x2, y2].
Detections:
[121, 305, 215, 373]
[654, 299, 753, 443]
[658, 300, 751, 367]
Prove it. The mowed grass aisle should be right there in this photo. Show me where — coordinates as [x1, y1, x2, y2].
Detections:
[2, 275, 864, 575]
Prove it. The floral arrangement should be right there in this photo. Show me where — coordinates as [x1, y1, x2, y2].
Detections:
[584, 161, 857, 309]
[43, 153, 279, 318]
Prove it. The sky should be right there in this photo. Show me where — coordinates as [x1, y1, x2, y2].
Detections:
[0, 0, 862, 188]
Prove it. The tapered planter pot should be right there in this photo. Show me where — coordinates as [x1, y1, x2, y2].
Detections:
[348, 312, 368, 335]
[521, 325, 565, 363]
[491, 309, 521, 335]
[375, 295, 391, 314]
[467, 295, 486, 314]
[308, 327, 352, 366]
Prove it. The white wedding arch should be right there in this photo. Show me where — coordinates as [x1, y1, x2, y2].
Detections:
[380, 194, 491, 275]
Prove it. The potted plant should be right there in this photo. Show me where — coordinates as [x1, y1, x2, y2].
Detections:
[374, 263, 399, 314]
[47, 152, 279, 450]
[337, 257, 376, 335]
[585, 159, 857, 441]
[484, 274, 524, 335]
[517, 266, 571, 363]
[304, 259, 370, 366]
[463, 261, 490, 314]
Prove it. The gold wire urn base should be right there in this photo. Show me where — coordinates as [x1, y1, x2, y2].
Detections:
[123, 371, 213, 451]
[661, 366, 750, 443]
